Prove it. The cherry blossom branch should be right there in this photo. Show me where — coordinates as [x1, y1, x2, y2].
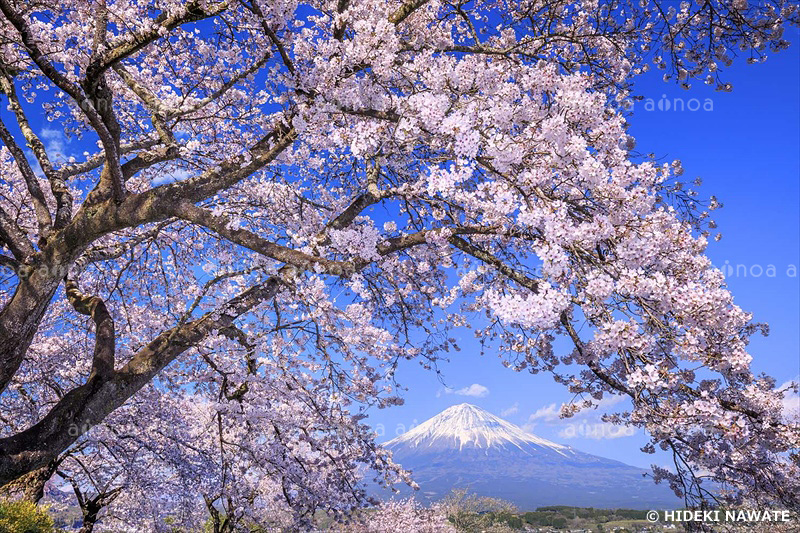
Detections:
[0, 0, 126, 203]
[448, 235, 540, 293]
[146, 123, 297, 206]
[169, 201, 358, 276]
[247, 4, 297, 77]
[0, 254, 19, 271]
[83, 1, 231, 91]
[389, 0, 430, 24]
[0, 70, 72, 228]
[58, 137, 161, 180]
[110, 65, 176, 147]
[0, 205, 34, 260]
[0, 70, 56, 178]
[57, 123, 296, 252]
[334, 0, 351, 40]
[0, 273, 286, 487]
[76, 221, 175, 269]
[64, 279, 115, 380]
[325, 163, 387, 233]
[119, 145, 182, 181]
[57, 467, 123, 532]
[0, 123, 295, 396]
[0, 116, 52, 239]
[165, 53, 273, 119]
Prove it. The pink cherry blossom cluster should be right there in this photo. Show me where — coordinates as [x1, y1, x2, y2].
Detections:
[0, 0, 797, 527]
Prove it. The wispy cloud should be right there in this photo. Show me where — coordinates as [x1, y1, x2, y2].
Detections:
[438, 383, 490, 398]
[152, 168, 192, 186]
[40, 128, 68, 161]
[558, 422, 635, 440]
[454, 383, 490, 397]
[525, 395, 633, 440]
[501, 402, 519, 417]
[778, 379, 799, 421]
[528, 403, 561, 423]
[24, 128, 73, 177]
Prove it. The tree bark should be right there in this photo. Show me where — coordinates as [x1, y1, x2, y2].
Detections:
[0, 459, 60, 503]
[0, 275, 284, 488]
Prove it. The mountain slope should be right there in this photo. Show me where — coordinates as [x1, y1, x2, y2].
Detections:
[387, 403, 574, 456]
[381, 403, 680, 510]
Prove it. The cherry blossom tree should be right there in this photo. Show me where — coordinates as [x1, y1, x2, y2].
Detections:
[0, 0, 798, 526]
[30, 359, 408, 530]
[337, 498, 456, 533]
[437, 489, 517, 532]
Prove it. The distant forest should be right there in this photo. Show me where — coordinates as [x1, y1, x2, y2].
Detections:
[483, 506, 651, 530]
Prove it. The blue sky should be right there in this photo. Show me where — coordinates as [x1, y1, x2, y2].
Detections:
[4, 15, 795, 477]
[369, 31, 800, 470]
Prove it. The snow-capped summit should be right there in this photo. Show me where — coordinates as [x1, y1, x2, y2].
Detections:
[386, 403, 573, 456]
[379, 403, 680, 510]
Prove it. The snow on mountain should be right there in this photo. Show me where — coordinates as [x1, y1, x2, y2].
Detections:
[386, 403, 574, 457]
[379, 403, 681, 510]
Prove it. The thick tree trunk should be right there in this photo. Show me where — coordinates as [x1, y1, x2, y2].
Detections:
[78, 507, 100, 533]
[0, 459, 60, 503]
[0, 275, 61, 394]
[0, 276, 283, 488]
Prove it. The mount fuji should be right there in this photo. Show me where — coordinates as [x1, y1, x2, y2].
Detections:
[380, 403, 680, 510]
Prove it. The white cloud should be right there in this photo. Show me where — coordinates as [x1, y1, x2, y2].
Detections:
[40, 128, 67, 160]
[152, 168, 192, 186]
[501, 402, 519, 417]
[778, 379, 799, 421]
[558, 422, 635, 440]
[455, 383, 490, 398]
[526, 395, 634, 440]
[528, 403, 561, 423]
[439, 383, 490, 398]
[594, 394, 626, 409]
[23, 129, 73, 177]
